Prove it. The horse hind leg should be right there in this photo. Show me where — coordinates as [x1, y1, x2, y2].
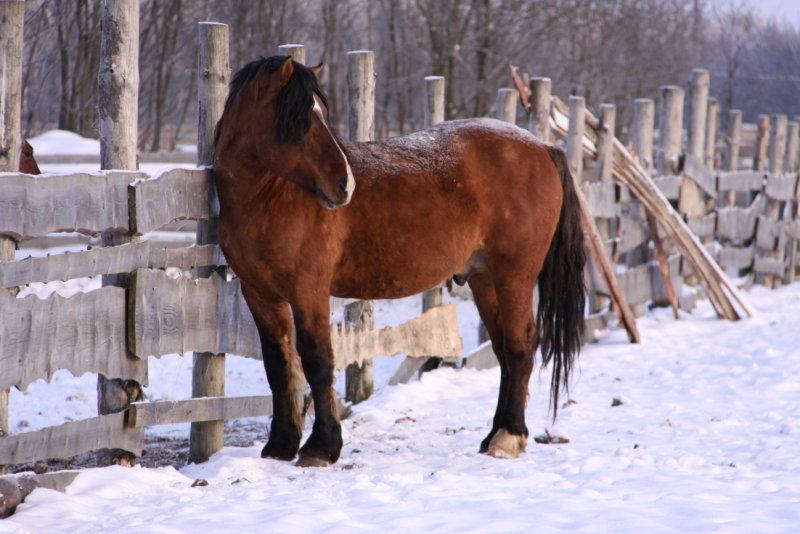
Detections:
[467, 273, 510, 454]
[485, 267, 539, 459]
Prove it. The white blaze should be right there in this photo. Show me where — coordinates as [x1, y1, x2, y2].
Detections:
[314, 96, 355, 204]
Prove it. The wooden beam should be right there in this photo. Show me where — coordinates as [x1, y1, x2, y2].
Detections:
[725, 110, 742, 172]
[125, 395, 272, 428]
[277, 43, 305, 63]
[130, 168, 211, 234]
[718, 171, 765, 193]
[0, 243, 224, 288]
[495, 88, 518, 124]
[659, 85, 684, 175]
[528, 77, 551, 142]
[0, 412, 143, 465]
[0, 172, 140, 240]
[0, 287, 145, 391]
[716, 194, 764, 241]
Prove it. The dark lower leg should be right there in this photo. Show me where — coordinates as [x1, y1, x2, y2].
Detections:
[295, 327, 342, 465]
[261, 338, 305, 460]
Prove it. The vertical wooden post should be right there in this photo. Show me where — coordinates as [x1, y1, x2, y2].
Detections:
[423, 76, 445, 127]
[0, 0, 24, 173]
[98, 0, 139, 170]
[495, 88, 518, 124]
[754, 115, 770, 171]
[632, 99, 655, 172]
[421, 75, 445, 314]
[680, 69, 709, 217]
[592, 103, 616, 312]
[344, 51, 375, 404]
[760, 114, 787, 288]
[0, 0, 25, 451]
[658, 85, 684, 175]
[725, 110, 743, 206]
[528, 77, 551, 142]
[96, 0, 141, 466]
[786, 120, 800, 173]
[190, 22, 230, 464]
[704, 98, 719, 169]
[565, 96, 585, 179]
[277, 43, 305, 64]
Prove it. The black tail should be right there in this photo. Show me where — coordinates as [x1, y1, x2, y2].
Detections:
[537, 145, 587, 418]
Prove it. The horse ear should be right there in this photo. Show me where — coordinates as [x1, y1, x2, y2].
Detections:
[308, 63, 324, 76]
[279, 57, 294, 86]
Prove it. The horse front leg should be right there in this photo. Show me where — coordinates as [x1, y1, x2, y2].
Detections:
[292, 297, 342, 467]
[241, 286, 305, 460]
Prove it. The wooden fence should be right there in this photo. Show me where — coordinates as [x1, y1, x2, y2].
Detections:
[0, 8, 460, 474]
[2, 3, 800, 493]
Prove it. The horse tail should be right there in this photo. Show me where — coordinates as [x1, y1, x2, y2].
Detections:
[537, 144, 587, 418]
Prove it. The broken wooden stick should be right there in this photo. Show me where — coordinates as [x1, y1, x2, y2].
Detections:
[646, 212, 680, 319]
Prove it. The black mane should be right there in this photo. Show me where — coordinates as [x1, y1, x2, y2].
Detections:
[214, 55, 328, 147]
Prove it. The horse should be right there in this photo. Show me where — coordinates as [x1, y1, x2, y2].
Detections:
[213, 56, 586, 467]
[20, 140, 41, 174]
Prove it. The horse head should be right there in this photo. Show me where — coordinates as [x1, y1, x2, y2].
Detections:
[214, 56, 354, 209]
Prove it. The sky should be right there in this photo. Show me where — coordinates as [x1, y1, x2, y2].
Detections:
[743, 0, 800, 27]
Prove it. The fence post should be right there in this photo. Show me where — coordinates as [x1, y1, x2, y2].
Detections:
[495, 88, 518, 124]
[344, 51, 375, 404]
[758, 114, 788, 288]
[786, 120, 800, 173]
[277, 43, 305, 64]
[389, 75, 449, 385]
[680, 69, 709, 217]
[528, 77, 551, 142]
[754, 115, 770, 171]
[189, 22, 230, 464]
[592, 103, 616, 312]
[565, 96, 585, 179]
[704, 98, 719, 169]
[0, 0, 25, 453]
[658, 85, 684, 176]
[633, 99, 655, 172]
[725, 110, 742, 206]
[96, 0, 141, 466]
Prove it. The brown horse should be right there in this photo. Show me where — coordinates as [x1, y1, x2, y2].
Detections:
[20, 140, 41, 174]
[213, 56, 586, 467]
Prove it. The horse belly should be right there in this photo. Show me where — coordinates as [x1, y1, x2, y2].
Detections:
[332, 219, 477, 300]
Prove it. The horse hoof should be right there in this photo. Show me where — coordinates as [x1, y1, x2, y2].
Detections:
[485, 428, 526, 459]
[296, 455, 332, 468]
[261, 443, 297, 461]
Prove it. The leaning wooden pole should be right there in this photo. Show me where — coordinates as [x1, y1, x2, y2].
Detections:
[0, 0, 25, 462]
[189, 22, 230, 464]
[344, 51, 376, 404]
[96, 0, 141, 466]
[549, 97, 752, 320]
[566, 97, 640, 343]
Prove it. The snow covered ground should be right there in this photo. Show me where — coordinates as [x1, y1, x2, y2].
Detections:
[4, 282, 800, 532]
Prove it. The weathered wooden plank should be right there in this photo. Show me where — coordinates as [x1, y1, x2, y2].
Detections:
[0, 287, 145, 391]
[681, 153, 717, 198]
[0, 412, 143, 465]
[764, 173, 798, 201]
[716, 194, 765, 241]
[581, 181, 616, 218]
[687, 212, 717, 239]
[0, 470, 81, 518]
[130, 168, 210, 234]
[462, 341, 496, 371]
[333, 304, 462, 368]
[125, 395, 272, 428]
[753, 256, 786, 277]
[617, 216, 648, 254]
[0, 243, 225, 287]
[0, 171, 141, 240]
[653, 175, 682, 200]
[756, 215, 782, 250]
[651, 255, 682, 303]
[131, 269, 462, 367]
[719, 245, 755, 270]
[717, 171, 765, 192]
[616, 262, 652, 306]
